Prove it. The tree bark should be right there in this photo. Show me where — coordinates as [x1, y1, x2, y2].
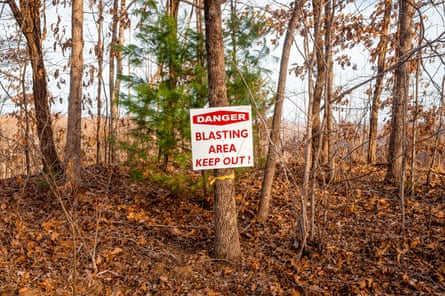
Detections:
[257, 0, 300, 223]
[7, 0, 62, 175]
[410, 57, 420, 196]
[368, 0, 391, 164]
[387, 0, 414, 183]
[95, 0, 104, 165]
[204, 0, 241, 260]
[311, 0, 326, 165]
[162, 0, 181, 171]
[296, 19, 314, 260]
[20, 62, 31, 176]
[108, 0, 119, 164]
[65, 0, 84, 183]
[427, 75, 444, 185]
[322, 0, 335, 177]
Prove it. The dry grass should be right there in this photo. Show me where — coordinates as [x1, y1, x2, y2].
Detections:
[0, 115, 130, 178]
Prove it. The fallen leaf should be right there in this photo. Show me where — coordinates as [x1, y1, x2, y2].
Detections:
[110, 247, 123, 256]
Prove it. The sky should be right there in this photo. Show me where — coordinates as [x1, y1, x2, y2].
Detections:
[264, 0, 445, 126]
[0, 0, 444, 127]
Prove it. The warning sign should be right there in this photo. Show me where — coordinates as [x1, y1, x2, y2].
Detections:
[190, 106, 254, 170]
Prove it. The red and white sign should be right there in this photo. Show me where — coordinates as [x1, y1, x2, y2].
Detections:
[190, 106, 254, 170]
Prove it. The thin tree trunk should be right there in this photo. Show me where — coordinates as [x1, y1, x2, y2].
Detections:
[295, 16, 314, 260]
[400, 74, 407, 232]
[204, 0, 241, 260]
[311, 0, 326, 164]
[229, 0, 238, 86]
[427, 75, 444, 185]
[309, 133, 322, 240]
[410, 57, 420, 196]
[322, 0, 335, 179]
[167, 0, 180, 18]
[96, 0, 104, 166]
[387, 0, 414, 184]
[410, 10, 424, 195]
[368, 0, 391, 164]
[65, 0, 84, 184]
[296, 72, 312, 260]
[109, 0, 119, 164]
[20, 62, 31, 176]
[109, 0, 128, 164]
[257, 0, 300, 223]
[161, 0, 180, 171]
[195, 0, 207, 198]
[7, 0, 63, 175]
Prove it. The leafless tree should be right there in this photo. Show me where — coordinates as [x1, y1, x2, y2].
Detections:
[65, 0, 84, 183]
[7, 0, 62, 174]
[257, 0, 300, 223]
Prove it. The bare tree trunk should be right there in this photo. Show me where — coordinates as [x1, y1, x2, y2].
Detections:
[410, 56, 420, 196]
[427, 75, 444, 185]
[322, 0, 335, 179]
[400, 78, 408, 232]
[108, 0, 119, 164]
[257, 0, 300, 223]
[387, 0, 414, 184]
[296, 77, 312, 260]
[311, 0, 326, 164]
[204, 0, 241, 260]
[114, 0, 129, 164]
[95, 0, 104, 166]
[195, 0, 208, 198]
[107, 0, 130, 165]
[20, 62, 31, 176]
[295, 17, 314, 260]
[410, 11, 425, 195]
[389, 0, 414, 231]
[161, 0, 180, 171]
[167, 0, 180, 18]
[7, 0, 62, 175]
[65, 0, 84, 184]
[309, 134, 323, 240]
[368, 0, 391, 164]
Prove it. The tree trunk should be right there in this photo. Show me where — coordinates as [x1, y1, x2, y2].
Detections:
[7, 0, 62, 175]
[410, 57, 420, 196]
[167, 0, 180, 18]
[368, 0, 391, 165]
[204, 0, 241, 260]
[322, 0, 335, 177]
[427, 75, 444, 185]
[296, 22, 314, 260]
[95, 0, 104, 165]
[162, 0, 180, 171]
[387, 0, 414, 183]
[311, 0, 326, 164]
[195, 0, 208, 198]
[108, 0, 119, 164]
[65, 0, 84, 183]
[257, 0, 300, 223]
[20, 62, 31, 176]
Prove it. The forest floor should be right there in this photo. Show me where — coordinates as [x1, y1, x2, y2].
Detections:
[0, 164, 444, 295]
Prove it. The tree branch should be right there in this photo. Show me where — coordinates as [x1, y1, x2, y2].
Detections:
[324, 31, 445, 110]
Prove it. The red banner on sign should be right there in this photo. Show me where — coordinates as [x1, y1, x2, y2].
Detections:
[192, 110, 249, 126]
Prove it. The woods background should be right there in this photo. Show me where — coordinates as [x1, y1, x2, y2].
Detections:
[0, 0, 444, 294]
[0, 0, 443, 180]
